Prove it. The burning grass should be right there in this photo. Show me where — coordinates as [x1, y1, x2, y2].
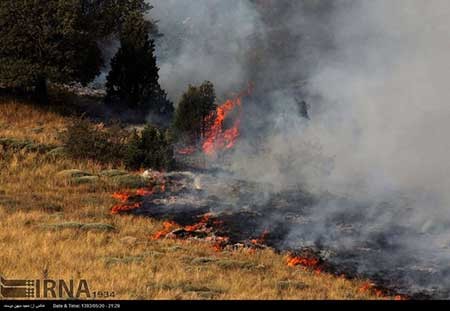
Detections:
[0, 99, 394, 300]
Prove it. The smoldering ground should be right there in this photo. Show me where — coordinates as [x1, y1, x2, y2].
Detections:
[147, 0, 450, 297]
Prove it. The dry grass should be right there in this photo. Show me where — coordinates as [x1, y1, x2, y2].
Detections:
[0, 99, 389, 300]
[0, 99, 67, 145]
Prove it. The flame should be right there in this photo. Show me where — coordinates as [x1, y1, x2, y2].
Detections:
[212, 237, 230, 252]
[152, 221, 179, 240]
[185, 214, 211, 232]
[110, 187, 154, 215]
[150, 213, 230, 252]
[111, 202, 142, 215]
[395, 295, 407, 301]
[251, 230, 270, 245]
[202, 84, 253, 156]
[287, 253, 322, 274]
[287, 256, 320, 268]
[112, 192, 131, 203]
[202, 97, 242, 156]
[358, 282, 386, 298]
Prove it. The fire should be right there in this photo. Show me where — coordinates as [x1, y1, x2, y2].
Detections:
[251, 230, 270, 245]
[202, 97, 242, 156]
[286, 253, 323, 274]
[358, 282, 387, 298]
[110, 187, 154, 215]
[136, 188, 153, 196]
[185, 214, 211, 232]
[394, 295, 407, 301]
[152, 221, 179, 240]
[112, 192, 131, 203]
[212, 237, 230, 252]
[287, 256, 320, 268]
[202, 84, 253, 156]
[111, 202, 142, 215]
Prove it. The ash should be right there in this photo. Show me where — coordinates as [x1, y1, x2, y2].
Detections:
[115, 170, 450, 299]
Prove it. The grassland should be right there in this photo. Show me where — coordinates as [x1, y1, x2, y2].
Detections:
[0, 98, 389, 300]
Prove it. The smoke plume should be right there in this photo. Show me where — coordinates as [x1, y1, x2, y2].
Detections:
[148, 0, 450, 297]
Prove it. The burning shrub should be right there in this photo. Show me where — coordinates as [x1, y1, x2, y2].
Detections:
[62, 118, 128, 165]
[124, 125, 174, 171]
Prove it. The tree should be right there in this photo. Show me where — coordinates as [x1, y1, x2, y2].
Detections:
[105, 12, 173, 124]
[173, 81, 216, 142]
[0, 0, 151, 103]
[124, 125, 174, 171]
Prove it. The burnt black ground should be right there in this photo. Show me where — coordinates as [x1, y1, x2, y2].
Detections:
[127, 171, 450, 299]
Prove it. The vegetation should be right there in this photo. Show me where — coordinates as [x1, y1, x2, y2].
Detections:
[124, 126, 174, 171]
[62, 118, 128, 166]
[105, 12, 173, 123]
[0, 98, 390, 300]
[0, 0, 395, 300]
[173, 81, 217, 142]
[0, 0, 151, 103]
[62, 119, 174, 171]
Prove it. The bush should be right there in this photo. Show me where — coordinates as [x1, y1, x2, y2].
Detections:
[62, 118, 128, 165]
[173, 81, 216, 142]
[124, 125, 174, 171]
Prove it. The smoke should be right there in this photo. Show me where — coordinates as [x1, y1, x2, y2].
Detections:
[147, 0, 450, 297]
[149, 0, 262, 102]
[243, 0, 450, 296]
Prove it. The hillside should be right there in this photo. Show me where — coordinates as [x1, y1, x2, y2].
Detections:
[0, 98, 390, 300]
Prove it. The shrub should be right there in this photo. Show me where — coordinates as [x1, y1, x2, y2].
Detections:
[124, 125, 174, 171]
[62, 118, 128, 165]
[173, 81, 216, 142]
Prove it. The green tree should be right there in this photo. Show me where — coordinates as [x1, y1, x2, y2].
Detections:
[0, 0, 151, 103]
[124, 125, 174, 171]
[105, 12, 173, 123]
[173, 81, 216, 142]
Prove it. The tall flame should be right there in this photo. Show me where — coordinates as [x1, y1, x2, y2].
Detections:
[202, 84, 253, 156]
[202, 97, 242, 156]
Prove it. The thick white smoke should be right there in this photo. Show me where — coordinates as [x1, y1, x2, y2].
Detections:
[149, 0, 261, 102]
[253, 0, 450, 296]
[224, 0, 450, 208]
[306, 0, 450, 201]
[148, 0, 450, 296]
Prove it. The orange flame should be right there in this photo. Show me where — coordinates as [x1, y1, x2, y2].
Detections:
[287, 256, 320, 268]
[136, 188, 153, 196]
[202, 97, 242, 156]
[395, 295, 408, 301]
[251, 230, 270, 245]
[287, 254, 322, 274]
[202, 84, 253, 156]
[111, 202, 142, 215]
[112, 192, 131, 203]
[358, 282, 387, 298]
[111, 187, 154, 215]
[185, 214, 211, 232]
[152, 221, 180, 240]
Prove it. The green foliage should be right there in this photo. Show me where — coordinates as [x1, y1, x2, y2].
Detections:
[124, 125, 174, 171]
[62, 118, 128, 165]
[0, 0, 152, 100]
[105, 12, 173, 123]
[173, 81, 216, 142]
[0, 137, 56, 153]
